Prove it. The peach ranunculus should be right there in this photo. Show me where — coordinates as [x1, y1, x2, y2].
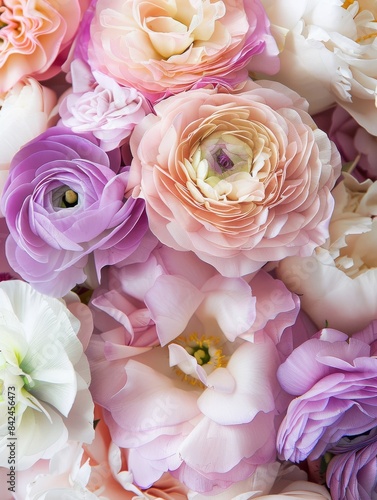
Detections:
[260, 0, 377, 136]
[128, 80, 341, 277]
[87, 0, 280, 102]
[0, 0, 89, 92]
[277, 173, 377, 335]
[0, 77, 58, 214]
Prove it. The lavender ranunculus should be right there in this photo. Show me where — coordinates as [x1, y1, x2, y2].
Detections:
[326, 435, 377, 500]
[276, 323, 377, 464]
[1, 127, 148, 297]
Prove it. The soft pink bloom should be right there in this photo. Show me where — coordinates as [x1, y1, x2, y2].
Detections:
[88, 0, 279, 102]
[59, 59, 152, 151]
[129, 80, 341, 277]
[0, 0, 89, 92]
[0, 77, 58, 212]
[277, 173, 377, 334]
[87, 248, 298, 493]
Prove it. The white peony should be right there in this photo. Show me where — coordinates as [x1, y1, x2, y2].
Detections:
[0, 280, 94, 470]
[277, 173, 377, 335]
[260, 0, 377, 135]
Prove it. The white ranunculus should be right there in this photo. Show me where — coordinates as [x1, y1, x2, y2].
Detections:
[0, 78, 57, 213]
[260, 0, 377, 135]
[0, 280, 94, 470]
[277, 173, 377, 335]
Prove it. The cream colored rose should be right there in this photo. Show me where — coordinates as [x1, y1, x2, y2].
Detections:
[0, 77, 57, 214]
[260, 0, 377, 135]
[277, 173, 377, 334]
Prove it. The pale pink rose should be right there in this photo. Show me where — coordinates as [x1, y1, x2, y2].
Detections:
[59, 59, 152, 151]
[277, 173, 377, 335]
[0, 0, 89, 92]
[260, 0, 377, 135]
[129, 80, 341, 277]
[88, 0, 279, 102]
[87, 249, 298, 493]
[0, 77, 58, 213]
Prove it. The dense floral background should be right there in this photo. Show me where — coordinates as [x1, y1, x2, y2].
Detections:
[0, 0, 377, 498]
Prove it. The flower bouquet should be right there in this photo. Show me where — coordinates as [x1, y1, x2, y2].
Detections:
[0, 0, 376, 498]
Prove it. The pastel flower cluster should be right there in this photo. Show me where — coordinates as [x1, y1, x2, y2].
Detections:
[0, 0, 377, 498]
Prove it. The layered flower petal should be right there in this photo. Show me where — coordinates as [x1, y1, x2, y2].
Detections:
[129, 80, 341, 276]
[88, 0, 279, 101]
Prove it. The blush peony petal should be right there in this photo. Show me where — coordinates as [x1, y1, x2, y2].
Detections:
[198, 339, 279, 425]
[145, 275, 204, 346]
[198, 275, 256, 342]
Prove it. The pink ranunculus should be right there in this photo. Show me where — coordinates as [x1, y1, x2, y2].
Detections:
[128, 80, 341, 277]
[87, 249, 298, 494]
[87, 0, 279, 102]
[59, 59, 152, 152]
[0, 77, 58, 212]
[0, 0, 89, 92]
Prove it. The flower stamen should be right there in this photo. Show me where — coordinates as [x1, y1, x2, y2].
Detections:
[62, 189, 78, 208]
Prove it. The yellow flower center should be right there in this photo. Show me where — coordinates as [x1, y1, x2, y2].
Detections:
[173, 333, 228, 387]
[342, 0, 377, 44]
[63, 189, 78, 207]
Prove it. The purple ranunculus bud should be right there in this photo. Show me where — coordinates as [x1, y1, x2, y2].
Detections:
[326, 433, 377, 500]
[1, 126, 148, 297]
[276, 324, 377, 463]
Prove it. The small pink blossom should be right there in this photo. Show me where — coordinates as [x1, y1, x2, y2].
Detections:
[59, 59, 152, 151]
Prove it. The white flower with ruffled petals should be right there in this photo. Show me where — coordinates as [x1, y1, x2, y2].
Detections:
[0, 280, 94, 470]
[261, 0, 377, 135]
